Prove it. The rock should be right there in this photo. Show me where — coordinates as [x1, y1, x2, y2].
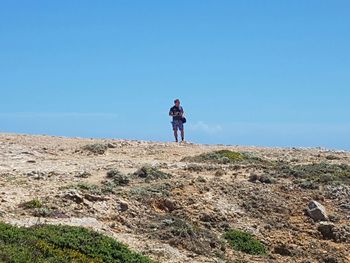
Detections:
[117, 202, 129, 212]
[84, 193, 108, 202]
[154, 199, 176, 212]
[274, 244, 293, 256]
[214, 170, 225, 177]
[75, 171, 92, 178]
[318, 222, 336, 240]
[321, 255, 340, 263]
[317, 222, 350, 243]
[64, 191, 84, 203]
[107, 143, 117, 148]
[333, 225, 350, 243]
[259, 175, 275, 184]
[83, 199, 93, 207]
[0, 210, 5, 217]
[248, 174, 275, 184]
[307, 200, 328, 221]
[200, 213, 214, 223]
[196, 176, 207, 183]
[339, 203, 350, 211]
[26, 171, 46, 180]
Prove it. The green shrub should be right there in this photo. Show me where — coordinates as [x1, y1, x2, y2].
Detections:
[216, 150, 246, 161]
[224, 229, 267, 256]
[0, 222, 155, 263]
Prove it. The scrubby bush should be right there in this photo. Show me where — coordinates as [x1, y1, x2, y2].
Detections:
[149, 216, 221, 256]
[129, 183, 172, 201]
[285, 163, 350, 188]
[107, 169, 130, 186]
[0, 223, 155, 263]
[294, 179, 319, 190]
[292, 163, 350, 183]
[224, 229, 267, 256]
[133, 166, 172, 181]
[82, 143, 108, 155]
[32, 208, 54, 217]
[75, 183, 102, 194]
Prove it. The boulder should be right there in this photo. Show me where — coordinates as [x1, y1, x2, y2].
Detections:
[307, 200, 328, 221]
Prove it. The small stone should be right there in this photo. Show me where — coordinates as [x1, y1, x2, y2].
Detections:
[215, 170, 225, 177]
[197, 176, 206, 183]
[118, 202, 129, 212]
[259, 175, 275, 184]
[248, 174, 259, 182]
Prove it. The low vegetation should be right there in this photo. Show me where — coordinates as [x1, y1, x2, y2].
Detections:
[133, 166, 172, 182]
[148, 216, 221, 256]
[129, 183, 172, 201]
[75, 183, 102, 194]
[69, 170, 131, 196]
[106, 169, 130, 186]
[290, 163, 350, 184]
[182, 150, 263, 165]
[271, 162, 350, 189]
[224, 229, 267, 256]
[20, 198, 43, 209]
[0, 222, 155, 263]
[82, 143, 108, 155]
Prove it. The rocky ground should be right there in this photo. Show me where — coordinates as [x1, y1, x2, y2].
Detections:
[0, 133, 349, 263]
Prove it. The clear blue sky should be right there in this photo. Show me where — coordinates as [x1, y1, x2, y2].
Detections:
[1, 1, 349, 150]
